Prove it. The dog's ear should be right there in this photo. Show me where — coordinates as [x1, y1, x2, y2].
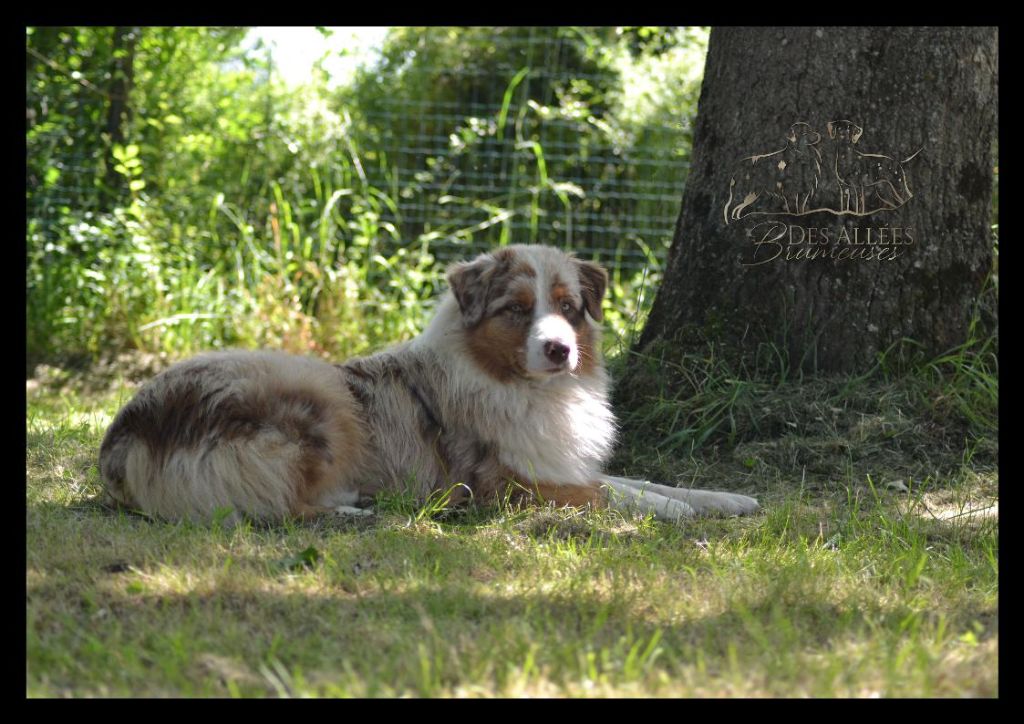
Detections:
[446, 253, 498, 327]
[574, 258, 608, 322]
[851, 123, 863, 144]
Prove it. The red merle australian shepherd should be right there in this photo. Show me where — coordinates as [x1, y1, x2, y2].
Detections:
[99, 245, 759, 523]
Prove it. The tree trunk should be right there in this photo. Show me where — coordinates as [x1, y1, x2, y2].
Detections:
[635, 27, 997, 375]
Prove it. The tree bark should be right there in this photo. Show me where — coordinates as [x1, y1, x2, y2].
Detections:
[636, 27, 997, 374]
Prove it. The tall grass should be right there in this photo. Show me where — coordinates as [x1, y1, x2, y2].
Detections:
[609, 246, 998, 476]
[27, 136, 660, 368]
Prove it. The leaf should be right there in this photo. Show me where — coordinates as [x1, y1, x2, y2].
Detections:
[958, 631, 979, 646]
[277, 546, 321, 572]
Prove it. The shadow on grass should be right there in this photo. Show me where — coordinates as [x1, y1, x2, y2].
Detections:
[28, 486, 998, 697]
[26, 554, 998, 697]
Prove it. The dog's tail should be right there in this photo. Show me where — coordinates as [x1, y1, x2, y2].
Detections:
[97, 352, 368, 523]
[100, 424, 304, 523]
[903, 147, 923, 165]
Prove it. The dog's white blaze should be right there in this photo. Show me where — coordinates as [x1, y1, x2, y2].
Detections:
[523, 258, 581, 375]
[527, 312, 578, 374]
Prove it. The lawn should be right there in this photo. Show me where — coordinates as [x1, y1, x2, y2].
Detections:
[26, 354, 998, 697]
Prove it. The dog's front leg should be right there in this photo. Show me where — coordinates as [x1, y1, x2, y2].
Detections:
[600, 475, 760, 518]
[300, 487, 374, 518]
[600, 477, 698, 522]
[520, 479, 693, 522]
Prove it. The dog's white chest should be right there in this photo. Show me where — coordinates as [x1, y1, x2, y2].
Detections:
[492, 380, 616, 485]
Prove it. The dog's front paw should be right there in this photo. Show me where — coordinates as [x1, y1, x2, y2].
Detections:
[692, 491, 760, 517]
[333, 505, 374, 517]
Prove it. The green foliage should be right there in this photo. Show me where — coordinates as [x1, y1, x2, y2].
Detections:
[341, 27, 705, 257]
[27, 26, 709, 364]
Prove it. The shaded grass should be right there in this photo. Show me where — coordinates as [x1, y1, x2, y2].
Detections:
[608, 317, 997, 499]
[608, 245, 998, 499]
[26, 364, 997, 697]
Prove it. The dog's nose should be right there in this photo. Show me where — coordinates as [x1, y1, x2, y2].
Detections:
[544, 341, 570, 364]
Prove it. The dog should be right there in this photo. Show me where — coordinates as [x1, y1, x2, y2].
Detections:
[723, 122, 822, 224]
[827, 119, 917, 214]
[99, 245, 760, 524]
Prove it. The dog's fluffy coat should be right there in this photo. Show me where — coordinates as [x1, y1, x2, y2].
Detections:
[100, 245, 758, 523]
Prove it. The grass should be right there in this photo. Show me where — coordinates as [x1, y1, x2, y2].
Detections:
[26, 346, 998, 697]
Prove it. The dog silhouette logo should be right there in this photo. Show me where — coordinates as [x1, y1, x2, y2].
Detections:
[723, 120, 921, 225]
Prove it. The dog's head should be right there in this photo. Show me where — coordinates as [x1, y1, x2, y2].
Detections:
[827, 119, 863, 144]
[446, 245, 607, 382]
[786, 122, 821, 147]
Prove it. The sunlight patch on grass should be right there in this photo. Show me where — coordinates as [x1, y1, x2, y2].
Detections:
[26, 367, 997, 697]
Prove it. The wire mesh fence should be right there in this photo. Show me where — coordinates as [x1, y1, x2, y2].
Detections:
[28, 28, 696, 274]
[360, 104, 685, 270]
[349, 30, 692, 270]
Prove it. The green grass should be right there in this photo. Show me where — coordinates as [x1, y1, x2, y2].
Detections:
[27, 357, 997, 697]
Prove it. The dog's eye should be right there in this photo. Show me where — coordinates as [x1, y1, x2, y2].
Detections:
[507, 303, 525, 315]
[560, 301, 573, 314]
